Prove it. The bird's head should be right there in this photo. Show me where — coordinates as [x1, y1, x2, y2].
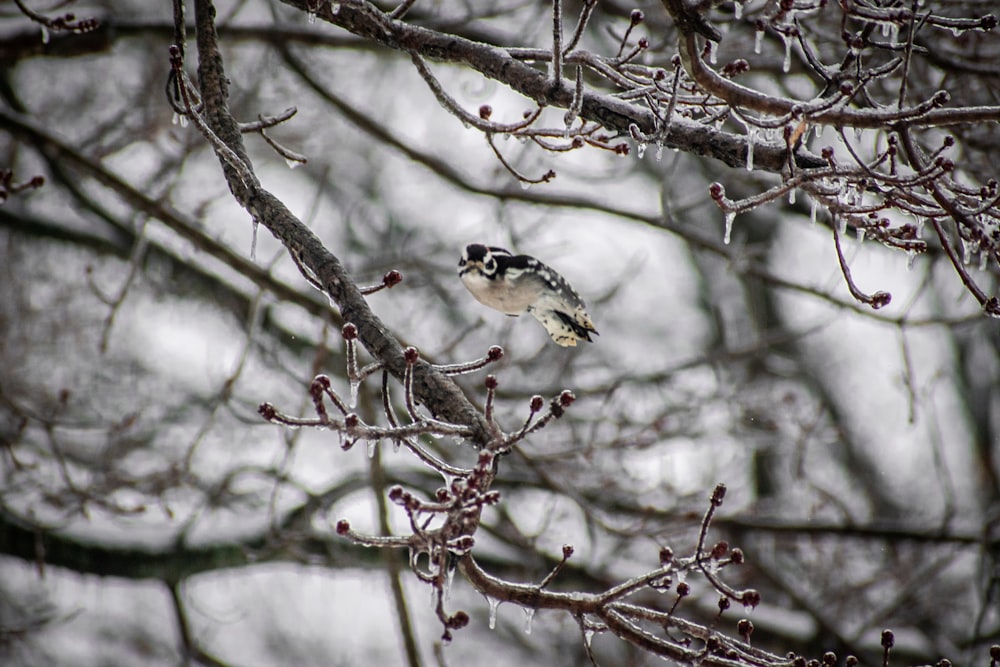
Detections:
[458, 243, 510, 279]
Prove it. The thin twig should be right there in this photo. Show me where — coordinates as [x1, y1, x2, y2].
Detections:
[551, 0, 563, 86]
[562, 0, 598, 54]
[832, 215, 892, 309]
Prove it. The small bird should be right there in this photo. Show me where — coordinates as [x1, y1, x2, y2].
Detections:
[457, 243, 598, 347]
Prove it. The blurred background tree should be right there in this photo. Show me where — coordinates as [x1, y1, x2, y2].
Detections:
[1, 0, 998, 665]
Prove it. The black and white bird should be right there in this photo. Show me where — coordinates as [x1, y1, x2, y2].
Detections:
[457, 243, 598, 347]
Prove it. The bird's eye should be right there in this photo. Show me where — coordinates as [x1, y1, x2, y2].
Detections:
[485, 259, 495, 270]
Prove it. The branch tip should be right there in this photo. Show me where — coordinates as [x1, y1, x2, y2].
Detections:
[710, 483, 727, 506]
[740, 589, 761, 609]
[559, 390, 575, 407]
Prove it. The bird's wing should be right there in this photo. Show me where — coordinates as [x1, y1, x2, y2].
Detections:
[503, 256, 588, 310]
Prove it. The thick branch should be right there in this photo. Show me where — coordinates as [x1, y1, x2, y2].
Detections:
[0, 505, 369, 584]
[188, 0, 492, 444]
[278, 0, 821, 172]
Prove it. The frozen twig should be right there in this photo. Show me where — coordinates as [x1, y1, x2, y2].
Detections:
[832, 216, 892, 310]
[432, 346, 504, 376]
[12, 0, 99, 36]
[359, 270, 403, 295]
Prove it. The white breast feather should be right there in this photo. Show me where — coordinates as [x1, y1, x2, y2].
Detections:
[460, 270, 540, 315]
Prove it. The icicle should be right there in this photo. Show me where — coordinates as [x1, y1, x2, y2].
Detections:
[444, 567, 456, 602]
[754, 28, 764, 54]
[392, 439, 401, 453]
[734, 1, 743, 20]
[284, 158, 303, 170]
[856, 227, 866, 243]
[41, 26, 50, 44]
[488, 597, 500, 630]
[724, 211, 736, 245]
[906, 250, 917, 270]
[980, 250, 989, 272]
[788, 188, 796, 205]
[837, 215, 847, 236]
[655, 144, 664, 161]
[834, 178, 847, 204]
[708, 40, 718, 65]
[367, 439, 377, 458]
[523, 608, 536, 635]
[962, 238, 973, 264]
[584, 628, 595, 647]
[250, 220, 259, 261]
[306, 10, 316, 23]
[439, 475, 455, 499]
[745, 126, 758, 171]
[349, 381, 359, 409]
[781, 33, 792, 73]
[637, 142, 647, 159]
[810, 199, 818, 226]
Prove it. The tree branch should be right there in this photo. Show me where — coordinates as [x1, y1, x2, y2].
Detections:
[187, 0, 492, 445]
[277, 0, 822, 172]
[662, 0, 1000, 129]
